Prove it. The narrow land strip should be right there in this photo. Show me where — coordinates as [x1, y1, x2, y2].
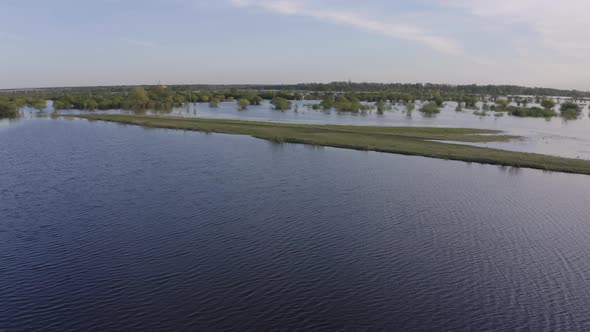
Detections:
[71, 114, 590, 175]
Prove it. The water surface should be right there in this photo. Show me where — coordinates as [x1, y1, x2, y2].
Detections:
[2, 117, 590, 330]
[45, 99, 590, 159]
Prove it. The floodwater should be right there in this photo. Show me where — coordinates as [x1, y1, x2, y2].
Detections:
[2, 116, 590, 330]
[49, 99, 590, 159]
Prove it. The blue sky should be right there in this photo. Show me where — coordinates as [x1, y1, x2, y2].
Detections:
[1, 0, 589, 89]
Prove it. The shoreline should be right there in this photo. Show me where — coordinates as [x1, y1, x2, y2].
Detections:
[69, 114, 590, 175]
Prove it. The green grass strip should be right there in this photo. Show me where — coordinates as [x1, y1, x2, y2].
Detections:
[70, 114, 590, 175]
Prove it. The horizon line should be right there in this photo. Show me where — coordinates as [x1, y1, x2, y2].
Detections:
[1, 81, 589, 93]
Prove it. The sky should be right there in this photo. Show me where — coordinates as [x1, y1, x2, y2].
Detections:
[1, 0, 590, 90]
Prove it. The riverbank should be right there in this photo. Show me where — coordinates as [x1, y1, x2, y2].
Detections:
[70, 114, 590, 175]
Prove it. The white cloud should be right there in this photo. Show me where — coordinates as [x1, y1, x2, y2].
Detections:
[230, 0, 464, 56]
[444, 0, 590, 54]
[122, 38, 156, 48]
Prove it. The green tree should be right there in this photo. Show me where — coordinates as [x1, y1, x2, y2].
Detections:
[26, 98, 47, 110]
[560, 102, 581, 119]
[198, 92, 211, 102]
[209, 98, 220, 108]
[541, 98, 556, 110]
[334, 95, 352, 111]
[237, 98, 250, 110]
[127, 87, 150, 108]
[244, 92, 263, 105]
[496, 98, 509, 109]
[271, 97, 292, 111]
[432, 90, 444, 106]
[148, 85, 174, 107]
[420, 102, 441, 114]
[320, 95, 334, 109]
[376, 100, 386, 114]
[462, 95, 478, 108]
[0, 99, 19, 118]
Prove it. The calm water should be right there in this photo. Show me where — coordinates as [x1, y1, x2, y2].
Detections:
[2, 117, 590, 331]
[49, 99, 590, 159]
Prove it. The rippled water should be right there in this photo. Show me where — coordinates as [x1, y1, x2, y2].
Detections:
[2, 117, 590, 330]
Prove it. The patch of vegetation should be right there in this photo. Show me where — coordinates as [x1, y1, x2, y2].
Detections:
[271, 97, 292, 111]
[51, 85, 184, 111]
[71, 114, 590, 175]
[462, 95, 478, 108]
[420, 102, 441, 114]
[506, 106, 556, 118]
[209, 98, 220, 108]
[333, 95, 368, 112]
[0, 97, 46, 112]
[541, 98, 556, 110]
[237, 98, 250, 110]
[319, 95, 334, 110]
[495, 99, 509, 108]
[560, 102, 581, 119]
[432, 91, 444, 106]
[376, 100, 386, 114]
[0, 98, 19, 118]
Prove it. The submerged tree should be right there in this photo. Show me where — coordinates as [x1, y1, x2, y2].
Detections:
[495, 98, 509, 109]
[462, 95, 478, 108]
[209, 98, 220, 108]
[271, 97, 292, 111]
[237, 98, 250, 110]
[419, 102, 441, 114]
[541, 98, 556, 110]
[0, 98, 19, 118]
[560, 102, 581, 119]
[26, 98, 47, 110]
[432, 90, 444, 106]
[376, 100, 386, 114]
[127, 87, 150, 109]
[320, 95, 334, 110]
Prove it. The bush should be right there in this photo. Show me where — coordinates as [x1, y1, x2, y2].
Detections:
[320, 95, 334, 109]
[541, 98, 556, 110]
[0, 99, 19, 117]
[506, 106, 556, 118]
[237, 98, 250, 110]
[560, 102, 580, 119]
[419, 102, 440, 114]
[271, 97, 292, 111]
[376, 100, 386, 114]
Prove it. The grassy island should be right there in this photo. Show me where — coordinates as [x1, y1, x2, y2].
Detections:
[71, 114, 590, 175]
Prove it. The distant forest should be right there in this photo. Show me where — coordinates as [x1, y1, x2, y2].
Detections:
[1, 81, 587, 119]
[2, 82, 590, 98]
